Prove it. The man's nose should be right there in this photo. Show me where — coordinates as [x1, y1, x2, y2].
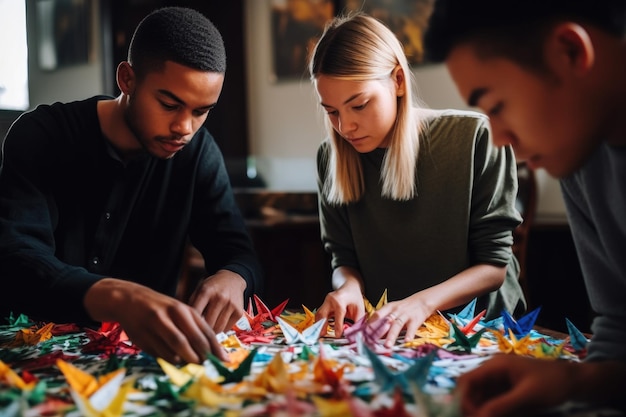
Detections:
[171, 114, 193, 136]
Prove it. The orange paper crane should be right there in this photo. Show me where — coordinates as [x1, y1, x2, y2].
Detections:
[12, 322, 54, 346]
[0, 359, 37, 390]
[56, 359, 130, 417]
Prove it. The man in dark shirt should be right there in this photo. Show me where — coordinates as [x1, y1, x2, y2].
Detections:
[0, 7, 262, 364]
[424, 0, 626, 415]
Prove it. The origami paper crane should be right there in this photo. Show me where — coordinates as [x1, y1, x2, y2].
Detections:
[12, 322, 54, 346]
[343, 316, 368, 344]
[233, 295, 289, 336]
[276, 316, 326, 345]
[57, 359, 130, 417]
[183, 374, 242, 408]
[364, 289, 388, 318]
[405, 313, 454, 348]
[362, 343, 436, 395]
[253, 294, 289, 322]
[82, 322, 139, 355]
[422, 313, 451, 334]
[532, 339, 567, 359]
[565, 318, 589, 352]
[502, 306, 541, 337]
[280, 305, 317, 332]
[206, 348, 257, 384]
[445, 322, 487, 353]
[3, 312, 34, 329]
[447, 298, 478, 325]
[0, 359, 36, 390]
[157, 358, 206, 387]
[492, 329, 534, 355]
[252, 349, 290, 393]
[312, 345, 345, 390]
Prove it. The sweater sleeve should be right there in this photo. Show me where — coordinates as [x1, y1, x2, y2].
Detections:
[187, 131, 263, 300]
[468, 118, 522, 266]
[0, 107, 106, 323]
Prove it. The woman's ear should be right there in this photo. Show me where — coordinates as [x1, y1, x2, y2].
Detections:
[116, 62, 136, 95]
[392, 65, 406, 97]
[545, 23, 595, 77]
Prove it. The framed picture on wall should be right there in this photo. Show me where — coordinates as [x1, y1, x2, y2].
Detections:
[343, 0, 435, 66]
[269, 0, 338, 82]
[36, 0, 92, 71]
[269, 0, 435, 82]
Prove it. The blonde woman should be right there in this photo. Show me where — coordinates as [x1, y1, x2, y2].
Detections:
[310, 13, 525, 347]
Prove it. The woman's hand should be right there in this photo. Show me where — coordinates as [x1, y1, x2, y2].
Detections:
[367, 294, 433, 348]
[315, 270, 365, 337]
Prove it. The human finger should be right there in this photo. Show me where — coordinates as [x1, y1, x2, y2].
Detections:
[192, 313, 228, 361]
[132, 331, 181, 364]
[332, 307, 347, 338]
[383, 313, 405, 347]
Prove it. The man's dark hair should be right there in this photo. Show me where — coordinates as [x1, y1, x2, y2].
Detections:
[424, 0, 626, 67]
[128, 7, 226, 78]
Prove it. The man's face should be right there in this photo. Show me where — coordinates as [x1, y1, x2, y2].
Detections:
[124, 61, 224, 159]
[445, 44, 602, 178]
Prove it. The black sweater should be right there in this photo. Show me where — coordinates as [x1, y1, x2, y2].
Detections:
[0, 96, 262, 323]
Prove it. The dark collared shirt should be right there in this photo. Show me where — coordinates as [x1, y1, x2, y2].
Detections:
[0, 96, 262, 323]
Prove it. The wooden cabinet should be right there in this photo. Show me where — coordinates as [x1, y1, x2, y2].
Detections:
[245, 215, 332, 310]
[177, 191, 333, 311]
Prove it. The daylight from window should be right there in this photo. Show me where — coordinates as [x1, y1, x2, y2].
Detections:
[0, 0, 29, 110]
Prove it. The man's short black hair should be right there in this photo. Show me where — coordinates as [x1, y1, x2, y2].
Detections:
[424, 0, 626, 65]
[128, 6, 226, 77]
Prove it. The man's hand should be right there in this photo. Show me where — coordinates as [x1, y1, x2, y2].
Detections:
[84, 278, 228, 364]
[188, 270, 246, 333]
[455, 354, 575, 417]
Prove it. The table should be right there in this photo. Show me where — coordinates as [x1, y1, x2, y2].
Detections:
[0, 307, 622, 417]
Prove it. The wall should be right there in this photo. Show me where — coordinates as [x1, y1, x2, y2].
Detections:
[3, 1, 567, 222]
[243, 0, 567, 222]
[26, 0, 106, 109]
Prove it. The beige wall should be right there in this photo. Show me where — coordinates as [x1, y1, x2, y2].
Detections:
[26, 0, 105, 109]
[14, 0, 566, 222]
[244, 0, 566, 222]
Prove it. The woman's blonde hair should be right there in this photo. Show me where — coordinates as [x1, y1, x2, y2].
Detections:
[309, 13, 420, 204]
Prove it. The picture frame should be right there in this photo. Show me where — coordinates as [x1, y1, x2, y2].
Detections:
[269, 0, 434, 82]
[343, 0, 435, 66]
[36, 0, 92, 71]
[269, 0, 339, 82]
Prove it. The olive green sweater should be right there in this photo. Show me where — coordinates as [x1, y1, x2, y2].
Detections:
[317, 109, 525, 319]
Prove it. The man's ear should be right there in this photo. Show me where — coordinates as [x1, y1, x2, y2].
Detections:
[116, 62, 136, 95]
[545, 23, 595, 76]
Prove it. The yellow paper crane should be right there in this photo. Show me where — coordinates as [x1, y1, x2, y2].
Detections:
[363, 289, 388, 318]
[0, 359, 36, 390]
[56, 359, 130, 417]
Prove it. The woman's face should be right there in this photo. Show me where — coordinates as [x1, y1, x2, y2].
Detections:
[315, 74, 402, 153]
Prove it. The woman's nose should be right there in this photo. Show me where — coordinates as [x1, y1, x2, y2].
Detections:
[338, 115, 356, 136]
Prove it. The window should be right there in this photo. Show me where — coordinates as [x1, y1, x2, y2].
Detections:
[0, 0, 29, 111]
